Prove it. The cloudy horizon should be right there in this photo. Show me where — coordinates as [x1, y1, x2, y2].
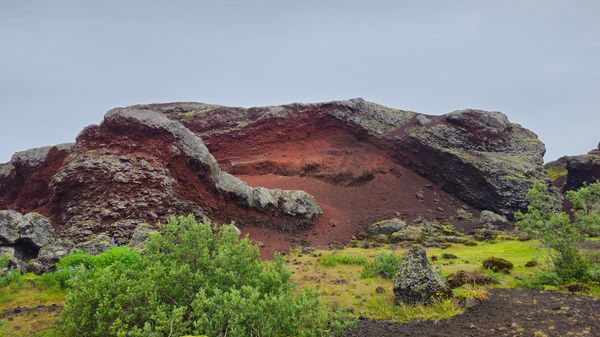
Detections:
[1, 0, 599, 162]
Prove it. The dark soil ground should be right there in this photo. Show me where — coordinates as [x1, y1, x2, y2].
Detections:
[345, 289, 600, 337]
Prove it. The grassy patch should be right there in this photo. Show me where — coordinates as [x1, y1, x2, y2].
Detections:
[0, 274, 65, 337]
[286, 239, 600, 322]
[545, 165, 568, 181]
[320, 252, 369, 267]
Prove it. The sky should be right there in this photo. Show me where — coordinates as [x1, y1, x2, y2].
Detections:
[0, 0, 599, 163]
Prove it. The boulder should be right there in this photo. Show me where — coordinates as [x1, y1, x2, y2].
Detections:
[390, 226, 425, 243]
[76, 234, 113, 255]
[0, 210, 22, 244]
[23, 240, 75, 274]
[16, 212, 55, 248]
[0, 210, 71, 274]
[0, 210, 56, 254]
[478, 210, 509, 228]
[368, 218, 407, 236]
[393, 246, 452, 305]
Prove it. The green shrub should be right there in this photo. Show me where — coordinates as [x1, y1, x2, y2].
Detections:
[0, 270, 23, 288]
[587, 265, 600, 283]
[38, 245, 143, 289]
[516, 181, 600, 282]
[520, 270, 562, 289]
[320, 253, 368, 267]
[361, 252, 400, 279]
[0, 253, 11, 269]
[55, 215, 326, 337]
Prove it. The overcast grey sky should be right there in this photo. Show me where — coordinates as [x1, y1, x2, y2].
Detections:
[1, 0, 598, 162]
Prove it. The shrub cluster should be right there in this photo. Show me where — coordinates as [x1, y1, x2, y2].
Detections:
[54, 215, 326, 337]
[516, 181, 600, 283]
[361, 252, 400, 279]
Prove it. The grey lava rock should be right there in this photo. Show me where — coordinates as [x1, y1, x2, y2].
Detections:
[23, 239, 75, 274]
[129, 223, 157, 248]
[76, 234, 113, 255]
[0, 211, 55, 248]
[393, 246, 452, 305]
[479, 210, 509, 227]
[368, 218, 407, 236]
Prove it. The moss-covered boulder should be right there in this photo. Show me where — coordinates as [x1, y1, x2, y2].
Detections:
[393, 246, 452, 305]
[390, 226, 425, 243]
[483, 257, 514, 273]
[367, 218, 407, 236]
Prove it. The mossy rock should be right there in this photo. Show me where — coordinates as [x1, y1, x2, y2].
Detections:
[390, 226, 425, 243]
[483, 257, 513, 273]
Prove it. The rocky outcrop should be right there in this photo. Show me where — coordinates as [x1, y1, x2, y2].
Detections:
[47, 108, 321, 243]
[395, 109, 546, 216]
[0, 144, 73, 214]
[0, 210, 71, 273]
[154, 100, 546, 217]
[0, 211, 55, 252]
[393, 246, 452, 305]
[545, 143, 600, 192]
[0, 99, 547, 254]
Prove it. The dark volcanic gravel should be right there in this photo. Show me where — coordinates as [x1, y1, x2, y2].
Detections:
[346, 289, 600, 337]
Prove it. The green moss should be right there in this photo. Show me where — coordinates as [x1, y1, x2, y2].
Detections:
[546, 165, 567, 181]
[180, 104, 217, 117]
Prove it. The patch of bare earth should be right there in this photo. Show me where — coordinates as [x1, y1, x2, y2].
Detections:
[345, 289, 600, 337]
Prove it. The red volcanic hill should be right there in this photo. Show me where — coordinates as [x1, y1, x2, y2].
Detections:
[0, 99, 548, 255]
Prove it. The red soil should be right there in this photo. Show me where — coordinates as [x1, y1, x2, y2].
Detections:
[204, 116, 476, 256]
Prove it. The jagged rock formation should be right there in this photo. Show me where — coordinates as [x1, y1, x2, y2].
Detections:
[154, 99, 545, 215]
[48, 108, 321, 243]
[546, 143, 600, 192]
[0, 144, 73, 214]
[0, 99, 547, 255]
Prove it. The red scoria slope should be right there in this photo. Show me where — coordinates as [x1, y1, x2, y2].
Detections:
[1, 99, 548, 256]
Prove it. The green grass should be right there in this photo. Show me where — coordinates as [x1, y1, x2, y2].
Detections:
[1, 238, 599, 335]
[320, 252, 369, 267]
[0, 274, 65, 337]
[545, 165, 568, 181]
[287, 239, 600, 322]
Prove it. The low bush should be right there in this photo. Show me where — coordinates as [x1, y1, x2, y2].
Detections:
[320, 253, 368, 267]
[587, 265, 600, 283]
[37, 245, 143, 289]
[55, 215, 327, 337]
[0, 253, 11, 269]
[520, 270, 562, 289]
[516, 181, 600, 282]
[361, 252, 400, 279]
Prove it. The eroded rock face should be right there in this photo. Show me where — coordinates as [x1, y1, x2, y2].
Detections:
[47, 107, 321, 243]
[0, 211, 55, 249]
[546, 143, 600, 192]
[155, 100, 546, 217]
[393, 246, 452, 305]
[0, 210, 68, 273]
[0, 99, 547, 254]
[0, 144, 73, 214]
[396, 109, 546, 216]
